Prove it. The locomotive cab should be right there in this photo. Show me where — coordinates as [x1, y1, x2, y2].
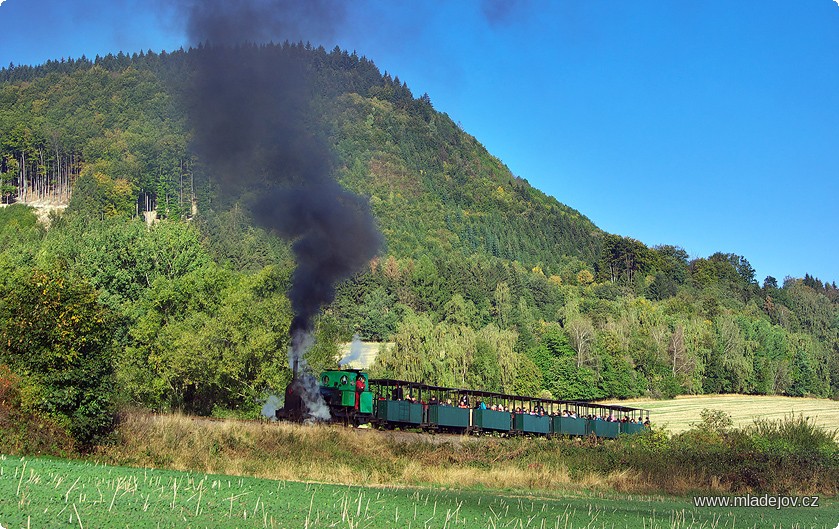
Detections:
[318, 369, 374, 425]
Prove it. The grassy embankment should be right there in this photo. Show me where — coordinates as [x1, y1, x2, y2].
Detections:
[92, 409, 839, 498]
[97, 413, 610, 492]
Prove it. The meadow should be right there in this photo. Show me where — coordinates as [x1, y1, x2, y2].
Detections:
[2, 455, 837, 529]
[601, 395, 839, 433]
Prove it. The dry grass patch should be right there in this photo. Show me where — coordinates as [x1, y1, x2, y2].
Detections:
[398, 460, 576, 490]
[97, 413, 594, 493]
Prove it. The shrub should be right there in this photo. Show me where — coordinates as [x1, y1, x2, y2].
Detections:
[697, 407, 734, 433]
[0, 365, 74, 455]
[748, 413, 836, 455]
[0, 269, 117, 449]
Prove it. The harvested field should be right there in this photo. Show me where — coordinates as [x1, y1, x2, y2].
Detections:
[602, 394, 839, 433]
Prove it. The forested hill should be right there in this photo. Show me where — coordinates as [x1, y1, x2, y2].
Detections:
[0, 45, 602, 271]
[0, 44, 837, 440]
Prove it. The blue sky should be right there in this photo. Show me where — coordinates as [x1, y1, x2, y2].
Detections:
[1, 0, 837, 284]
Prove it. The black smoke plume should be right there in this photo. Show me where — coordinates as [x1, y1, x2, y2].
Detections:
[180, 0, 381, 419]
[181, 0, 346, 49]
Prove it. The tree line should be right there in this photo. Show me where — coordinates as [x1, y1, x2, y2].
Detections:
[0, 44, 836, 451]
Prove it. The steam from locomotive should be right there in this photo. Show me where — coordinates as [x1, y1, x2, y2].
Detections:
[180, 0, 382, 421]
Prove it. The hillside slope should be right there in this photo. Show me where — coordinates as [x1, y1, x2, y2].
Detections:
[0, 44, 836, 419]
[0, 46, 603, 273]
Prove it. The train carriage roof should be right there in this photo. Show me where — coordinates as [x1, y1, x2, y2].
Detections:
[368, 378, 649, 415]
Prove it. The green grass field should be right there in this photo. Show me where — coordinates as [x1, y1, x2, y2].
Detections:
[602, 395, 839, 434]
[2, 455, 837, 529]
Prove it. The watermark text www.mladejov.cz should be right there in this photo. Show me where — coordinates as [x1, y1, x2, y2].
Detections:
[693, 494, 820, 510]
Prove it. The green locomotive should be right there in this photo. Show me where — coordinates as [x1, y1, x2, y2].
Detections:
[277, 369, 374, 425]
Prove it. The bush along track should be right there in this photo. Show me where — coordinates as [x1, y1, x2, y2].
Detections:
[95, 411, 839, 497]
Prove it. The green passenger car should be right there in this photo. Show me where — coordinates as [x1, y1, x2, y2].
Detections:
[428, 405, 470, 430]
[473, 409, 512, 431]
[620, 422, 647, 435]
[513, 413, 551, 434]
[375, 399, 423, 424]
[551, 416, 588, 436]
[590, 420, 620, 439]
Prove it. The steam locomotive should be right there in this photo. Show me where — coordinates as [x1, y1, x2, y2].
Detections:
[277, 369, 650, 438]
